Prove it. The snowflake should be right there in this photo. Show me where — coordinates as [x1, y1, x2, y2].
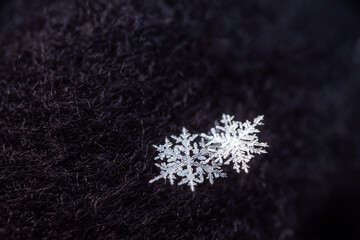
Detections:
[149, 127, 227, 191]
[149, 114, 268, 191]
[201, 114, 268, 173]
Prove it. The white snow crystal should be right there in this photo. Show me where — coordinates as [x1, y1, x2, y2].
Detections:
[149, 127, 227, 191]
[201, 114, 268, 173]
[149, 114, 268, 191]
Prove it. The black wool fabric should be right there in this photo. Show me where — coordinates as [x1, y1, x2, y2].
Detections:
[1, 0, 360, 239]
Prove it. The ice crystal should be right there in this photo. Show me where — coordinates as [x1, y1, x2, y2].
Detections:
[149, 114, 268, 191]
[149, 127, 227, 191]
[201, 114, 268, 173]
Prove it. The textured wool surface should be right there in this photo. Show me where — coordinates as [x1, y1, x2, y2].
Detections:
[0, 0, 360, 239]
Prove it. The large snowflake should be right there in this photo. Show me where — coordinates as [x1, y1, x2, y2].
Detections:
[201, 114, 268, 173]
[149, 127, 227, 191]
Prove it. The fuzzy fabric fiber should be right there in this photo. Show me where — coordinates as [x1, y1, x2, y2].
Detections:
[1, 0, 360, 239]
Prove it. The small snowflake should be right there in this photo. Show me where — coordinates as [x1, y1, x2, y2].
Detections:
[149, 114, 268, 191]
[149, 127, 227, 191]
[201, 114, 268, 173]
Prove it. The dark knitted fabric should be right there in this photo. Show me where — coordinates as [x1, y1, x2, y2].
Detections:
[0, 0, 359, 239]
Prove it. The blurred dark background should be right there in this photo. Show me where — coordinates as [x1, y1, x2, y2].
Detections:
[0, 0, 359, 239]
